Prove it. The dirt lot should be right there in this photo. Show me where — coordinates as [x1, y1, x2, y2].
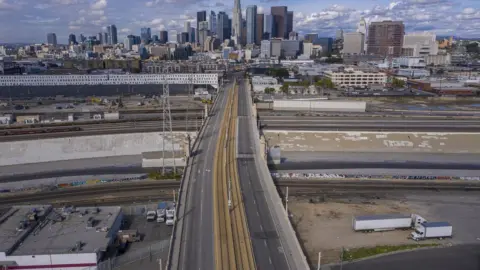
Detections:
[289, 191, 480, 265]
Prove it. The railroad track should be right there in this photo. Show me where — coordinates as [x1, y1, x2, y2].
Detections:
[2, 179, 480, 207]
[0, 120, 204, 141]
[0, 181, 179, 205]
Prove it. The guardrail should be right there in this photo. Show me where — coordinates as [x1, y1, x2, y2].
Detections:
[245, 82, 310, 269]
[270, 173, 480, 181]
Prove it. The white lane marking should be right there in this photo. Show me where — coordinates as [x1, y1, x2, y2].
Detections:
[268, 257, 272, 264]
[260, 224, 263, 231]
[264, 240, 267, 247]
[253, 199, 256, 205]
[256, 211, 259, 217]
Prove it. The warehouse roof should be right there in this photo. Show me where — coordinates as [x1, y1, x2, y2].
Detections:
[0, 205, 122, 256]
[355, 214, 411, 221]
[423, 221, 451, 228]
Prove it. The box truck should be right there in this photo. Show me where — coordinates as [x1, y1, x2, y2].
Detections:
[353, 214, 412, 232]
[411, 222, 452, 241]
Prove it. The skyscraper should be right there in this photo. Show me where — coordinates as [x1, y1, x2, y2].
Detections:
[209, 11, 217, 34]
[198, 21, 209, 49]
[271, 6, 287, 39]
[68, 34, 77, 45]
[197, 11, 207, 43]
[47, 33, 57, 47]
[102, 33, 108, 45]
[367, 20, 405, 57]
[98, 32, 103, 44]
[79, 34, 86, 43]
[124, 35, 134, 50]
[246, 5, 257, 45]
[108, 25, 118, 45]
[304, 33, 318, 43]
[264, 14, 273, 39]
[159, 30, 168, 44]
[256, 13, 264, 45]
[184, 21, 191, 33]
[217, 12, 230, 42]
[232, 0, 242, 46]
[140, 27, 152, 44]
[287, 11, 293, 37]
[357, 17, 367, 52]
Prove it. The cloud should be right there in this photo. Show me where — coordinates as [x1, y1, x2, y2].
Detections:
[91, 0, 107, 10]
[120, 28, 131, 33]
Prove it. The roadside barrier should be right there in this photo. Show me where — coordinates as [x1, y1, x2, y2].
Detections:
[0, 175, 149, 194]
[270, 172, 480, 181]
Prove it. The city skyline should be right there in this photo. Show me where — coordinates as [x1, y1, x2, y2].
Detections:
[1, 0, 480, 43]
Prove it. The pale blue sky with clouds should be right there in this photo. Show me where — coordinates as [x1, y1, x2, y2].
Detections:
[0, 0, 480, 43]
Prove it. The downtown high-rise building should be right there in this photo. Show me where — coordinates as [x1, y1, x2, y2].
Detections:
[271, 6, 287, 39]
[107, 25, 118, 45]
[198, 21, 209, 48]
[217, 12, 230, 43]
[209, 11, 217, 34]
[184, 21, 191, 33]
[256, 13, 264, 45]
[68, 34, 77, 45]
[197, 11, 207, 43]
[246, 5, 257, 45]
[102, 33, 108, 45]
[287, 11, 293, 37]
[124, 35, 134, 51]
[367, 20, 405, 57]
[232, 0, 242, 46]
[140, 27, 152, 44]
[46, 33, 57, 47]
[159, 30, 168, 44]
[98, 32, 103, 44]
[264, 14, 273, 40]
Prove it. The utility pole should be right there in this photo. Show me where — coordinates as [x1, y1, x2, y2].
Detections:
[285, 186, 289, 213]
[317, 252, 322, 270]
[162, 72, 176, 175]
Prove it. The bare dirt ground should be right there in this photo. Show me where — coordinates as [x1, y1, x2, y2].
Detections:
[288, 191, 480, 266]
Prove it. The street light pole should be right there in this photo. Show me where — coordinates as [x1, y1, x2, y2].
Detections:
[317, 252, 322, 270]
[285, 186, 289, 213]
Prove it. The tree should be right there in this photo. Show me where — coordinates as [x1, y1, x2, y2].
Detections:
[392, 77, 405, 88]
[264, 87, 275, 94]
[280, 84, 289, 95]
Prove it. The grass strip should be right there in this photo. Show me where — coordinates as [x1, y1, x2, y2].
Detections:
[342, 243, 440, 261]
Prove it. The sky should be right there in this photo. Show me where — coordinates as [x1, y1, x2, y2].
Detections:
[1, 0, 480, 43]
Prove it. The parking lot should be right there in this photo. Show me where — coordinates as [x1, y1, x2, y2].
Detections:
[289, 190, 480, 266]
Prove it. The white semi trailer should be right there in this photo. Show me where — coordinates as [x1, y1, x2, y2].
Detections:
[411, 222, 453, 241]
[353, 214, 412, 232]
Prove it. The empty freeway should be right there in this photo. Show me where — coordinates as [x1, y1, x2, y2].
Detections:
[169, 76, 308, 269]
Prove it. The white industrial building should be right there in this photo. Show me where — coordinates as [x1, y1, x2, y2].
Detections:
[142, 150, 186, 168]
[324, 68, 387, 87]
[251, 76, 281, 93]
[260, 40, 271, 58]
[395, 57, 427, 68]
[0, 205, 123, 270]
[403, 33, 438, 57]
[0, 74, 219, 88]
[273, 99, 366, 112]
[424, 54, 451, 66]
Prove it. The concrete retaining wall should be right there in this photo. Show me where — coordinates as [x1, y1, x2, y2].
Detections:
[0, 132, 194, 166]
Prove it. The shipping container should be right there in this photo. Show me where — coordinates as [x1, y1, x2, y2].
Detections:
[353, 214, 412, 232]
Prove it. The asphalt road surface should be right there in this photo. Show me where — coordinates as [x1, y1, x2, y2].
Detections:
[327, 244, 480, 270]
[171, 82, 231, 270]
[237, 79, 289, 269]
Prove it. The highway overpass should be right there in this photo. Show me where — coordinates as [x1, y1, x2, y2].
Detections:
[168, 77, 308, 269]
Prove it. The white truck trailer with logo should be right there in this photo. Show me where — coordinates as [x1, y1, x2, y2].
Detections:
[411, 222, 453, 241]
[353, 214, 412, 232]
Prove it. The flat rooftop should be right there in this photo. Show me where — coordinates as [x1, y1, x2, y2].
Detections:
[0, 205, 121, 256]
